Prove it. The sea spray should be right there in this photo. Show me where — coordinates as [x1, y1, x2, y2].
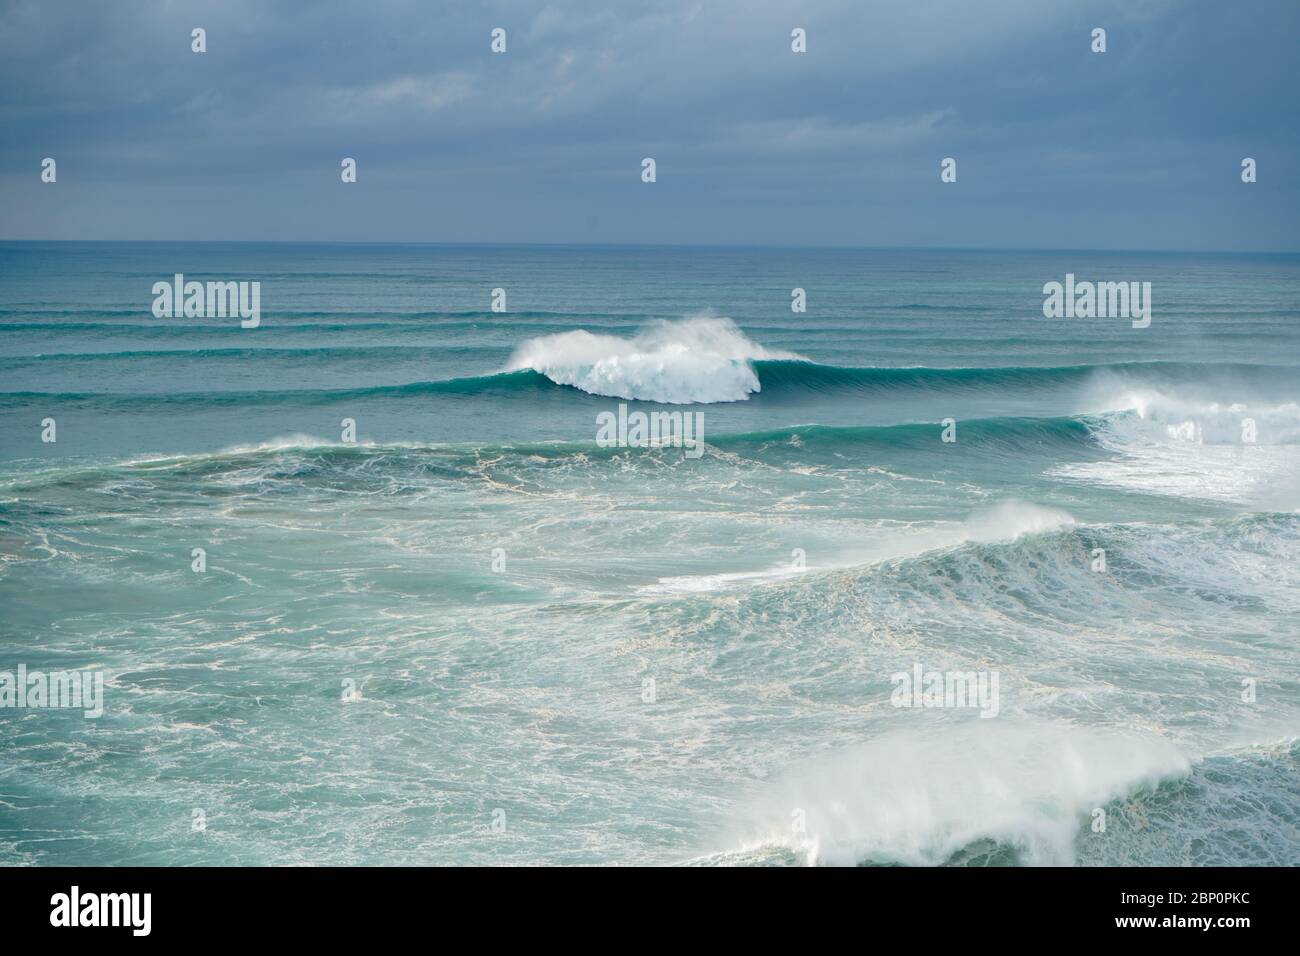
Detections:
[735, 723, 1191, 867]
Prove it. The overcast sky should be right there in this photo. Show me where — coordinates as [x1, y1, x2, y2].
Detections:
[1, 0, 1297, 249]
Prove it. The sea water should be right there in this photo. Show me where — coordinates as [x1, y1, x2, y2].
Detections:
[1, 241, 1297, 865]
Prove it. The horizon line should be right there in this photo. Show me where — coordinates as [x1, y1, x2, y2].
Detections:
[1, 238, 1298, 256]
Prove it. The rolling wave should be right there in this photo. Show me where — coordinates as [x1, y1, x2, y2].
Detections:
[729, 722, 1193, 866]
[750, 358, 1299, 397]
[0, 414, 1107, 487]
[7, 357, 1296, 412]
[715, 733, 1300, 867]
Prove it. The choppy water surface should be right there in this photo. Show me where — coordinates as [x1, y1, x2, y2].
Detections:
[1, 242, 1297, 865]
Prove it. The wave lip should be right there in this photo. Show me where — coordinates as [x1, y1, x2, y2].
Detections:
[505, 314, 804, 404]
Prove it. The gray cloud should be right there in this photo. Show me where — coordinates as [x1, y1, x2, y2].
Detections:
[1, 0, 1296, 248]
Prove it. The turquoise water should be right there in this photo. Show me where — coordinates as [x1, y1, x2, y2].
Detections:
[1, 241, 1298, 865]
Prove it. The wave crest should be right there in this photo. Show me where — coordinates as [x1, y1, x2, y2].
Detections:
[505, 314, 803, 404]
[734, 723, 1191, 866]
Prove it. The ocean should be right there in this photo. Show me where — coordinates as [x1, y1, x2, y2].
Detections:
[1, 240, 1297, 865]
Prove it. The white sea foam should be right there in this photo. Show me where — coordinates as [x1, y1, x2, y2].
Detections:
[1113, 388, 1300, 445]
[1057, 386, 1300, 506]
[732, 722, 1191, 866]
[506, 314, 803, 404]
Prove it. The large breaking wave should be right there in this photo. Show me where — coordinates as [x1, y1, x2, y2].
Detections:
[505, 314, 804, 403]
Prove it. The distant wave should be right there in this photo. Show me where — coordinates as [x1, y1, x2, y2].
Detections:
[0, 307, 639, 321]
[0, 371, 557, 409]
[1, 345, 501, 363]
